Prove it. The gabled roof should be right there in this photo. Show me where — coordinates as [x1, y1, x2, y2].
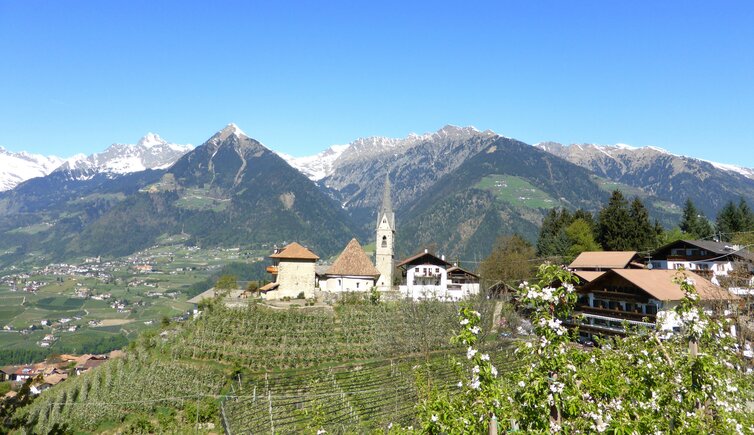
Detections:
[587, 269, 739, 302]
[569, 251, 639, 270]
[269, 242, 319, 260]
[326, 239, 380, 277]
[397, 250, 452, 268]
[446, 266, 479, 279]
[574, 271, 605, 284]
[653, 239, 754, 263]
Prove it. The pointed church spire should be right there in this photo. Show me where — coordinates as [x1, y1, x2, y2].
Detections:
[377, 172, 394, 229]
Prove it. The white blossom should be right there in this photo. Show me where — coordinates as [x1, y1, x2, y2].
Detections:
[460, 318, 470, 325]
[466, 347, 478, 360]
[431, 415, 438, 422]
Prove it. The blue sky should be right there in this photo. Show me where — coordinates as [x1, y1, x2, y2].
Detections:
[1, 1, 753, 166]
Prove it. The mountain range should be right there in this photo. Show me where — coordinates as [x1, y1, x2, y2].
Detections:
[0, 134, 192, 191]
[0, 124, 752, 269]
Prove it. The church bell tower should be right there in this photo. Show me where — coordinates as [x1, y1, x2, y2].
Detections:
[375, 174, 395, 291]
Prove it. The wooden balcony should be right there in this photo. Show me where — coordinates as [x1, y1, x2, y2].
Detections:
[576, 305, 656, 322]
[266, 265, 279, 274]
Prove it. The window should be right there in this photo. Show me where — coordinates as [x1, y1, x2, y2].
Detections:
[381, 236, 387, 248]
[646, 305, 658, 315]
[356, 282, 360, 288]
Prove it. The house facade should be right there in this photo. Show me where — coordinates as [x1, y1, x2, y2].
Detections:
[260, 242, 319, 299]
[574, 269, 739, 340]
[649, 239, 754, 286]
[397, 250, 479, 301]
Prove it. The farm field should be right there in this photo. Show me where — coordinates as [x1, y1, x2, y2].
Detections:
[0, 235, 269, 365]
[475, 174, 558, 209]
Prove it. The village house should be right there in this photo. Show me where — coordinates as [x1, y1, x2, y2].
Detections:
[574, 269, 739, 340]
[649, 239, 754, 286]
[568, 251, 644, 285]
[260, 242, 319, 299]
[319, 239, 380, 293]
[397, 249, 480, 301]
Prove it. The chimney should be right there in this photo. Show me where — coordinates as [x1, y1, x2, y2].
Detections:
[424, 248, 428, 254]
[441, 255, 445, 261]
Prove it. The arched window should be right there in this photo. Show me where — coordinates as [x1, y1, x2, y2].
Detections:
[381, 235, 387, 248]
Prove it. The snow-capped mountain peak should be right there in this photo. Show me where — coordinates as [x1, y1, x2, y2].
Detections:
[0, 146, 65, 191]
[278, 144, 350, 181]
[534, 141, 754, 180]
[53, 134, 193, 179]
[280, 125, 498, 181]
[136, 132, 167, 148]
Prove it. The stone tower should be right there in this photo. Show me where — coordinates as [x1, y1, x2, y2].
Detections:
[375, 174, 395, 291]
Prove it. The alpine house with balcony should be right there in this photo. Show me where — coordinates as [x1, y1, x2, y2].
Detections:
[397, 249, 479, 301]
[574, 268, 739, 340]
[649, 239, 754, 286]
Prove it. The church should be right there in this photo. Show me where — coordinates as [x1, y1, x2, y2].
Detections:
[262, 175, 395, 298]
[261, 174, 479, 300]
[318, 174, 395, 294]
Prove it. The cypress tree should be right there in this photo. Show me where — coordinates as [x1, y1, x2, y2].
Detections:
[597, 190, 632, 251]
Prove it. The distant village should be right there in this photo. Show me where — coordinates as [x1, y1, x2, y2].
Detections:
[1, 351, 124, 400]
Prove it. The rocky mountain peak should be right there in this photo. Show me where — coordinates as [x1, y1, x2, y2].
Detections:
[136, 133, 167, 148]
[0, 147, 65, 191]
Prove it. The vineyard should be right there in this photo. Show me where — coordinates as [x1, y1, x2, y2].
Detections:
[18, 353, 225, 433]
[12, 299, 512, 433]
[164, 301, 464, 370]
[223, 349, 519, 433]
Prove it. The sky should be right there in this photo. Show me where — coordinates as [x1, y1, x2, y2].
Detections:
[1, 1, 753, 166]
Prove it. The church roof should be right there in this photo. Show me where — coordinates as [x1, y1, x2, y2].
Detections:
[326, 239, 381, 277]
[269, 242, 319, 260]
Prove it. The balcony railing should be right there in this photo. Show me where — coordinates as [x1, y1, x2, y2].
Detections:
[577, 305, 656, 322]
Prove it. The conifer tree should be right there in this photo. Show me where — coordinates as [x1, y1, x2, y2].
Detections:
[716, 200, 745, 241]
[597, 190, 632, 251]
[629, 197, 655, 251]
[679, 198, 714, 239]
[536, 208, 572, 257]
[738, 198, 754, 231]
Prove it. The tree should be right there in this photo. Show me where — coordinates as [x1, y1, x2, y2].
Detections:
[419, 267, 754, 433]
[479, 234, 536, 289]
[597, 190, 632, 251]
[565, 218, 600, 260]
[536, 208, 573, 257]
[215, 275, 238, 290]
[680, 198, 714, 239]
[629, 197, 655, 251]
[716, 198, 754, 241]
